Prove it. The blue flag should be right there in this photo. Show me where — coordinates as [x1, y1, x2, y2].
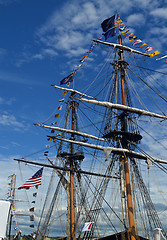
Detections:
[101, 15, 115, 32]
[103, 28, 115, 40]
[60, 73, 74, 85]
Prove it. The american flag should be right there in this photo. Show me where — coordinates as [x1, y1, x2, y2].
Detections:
[18, 168, 43, 190]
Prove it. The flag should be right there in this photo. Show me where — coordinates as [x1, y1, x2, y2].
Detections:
[122, 29, 129, 34]
[115, 20, 122, 24]
[33, 192, 37, 197]
[30, 215, 34, 221]
[145, 47, 153, 52]
[45, 145, 50, 148]
[60, 73, 74, 85]
[129, 36, 137, 41]
[57, 106, 62, 110]
[101, 15, 115, 32]
[124, 33, 133, 39]
[80, 55, 88, 62]
[123, 30, 130, 35]
[30, 225, 34, 228]
[133, 40, 142, 45]
[32, 201, 35, 204]
[18, 168, 43, 190]
[75, 64, 82, 68]
[139, 43, 147, 48]
[119, 26, 126, 31]
[80, 58, 85, 63]
[44, 151, 49, 156]
[55, 113, 60, 118]
[59, 98, 65, 102]
[149, 51, 161, 57]
[29, 207, 34, 212]
[103, 28, 115, 40]
[82, 222, 94, 232]
[62, 91, 67, 95]
[51, 129, 55, 133]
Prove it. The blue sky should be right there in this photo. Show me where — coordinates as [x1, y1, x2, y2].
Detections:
[0, 0, 167, 237]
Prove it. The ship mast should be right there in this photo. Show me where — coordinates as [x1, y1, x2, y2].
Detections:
[118, 18, 136, 240]
[70, 74, 76, 239]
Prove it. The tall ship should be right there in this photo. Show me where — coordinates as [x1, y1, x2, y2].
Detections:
[14, 13, 167, 240]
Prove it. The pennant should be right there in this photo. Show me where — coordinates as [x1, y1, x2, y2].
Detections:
[75, 64, 82, 68]
[129, 36, 137, 41]
[86, 50, 92, 53]
[122, 29, 129, 34]
[118, 23, 124, 27]
[32, 201, 35, 204]
[80, 56, 87, 62]
[33, 192, 37, 197]
[60, 73, 74, 85]
[30, 215, 34, 221]
[45, 145, 50, 148]
[51, 129, 55, 133]
[48, 137, 52, 141]
[30, 225, 34, 228]
[44, 151, 49, 156]
[165, 60, 167, 63]
[59, 98, 65, 102]
[123, 30, 130, 36]
[29, 207, 34, 212]
[119, 26, 126, 31]
[149, 51, 161, 57]
[82, 222, 94, 232]
[103, 28, 115, 40]
[124, 33, 133, 39]
[115, 20, 122, 24]
[55, 113, 60, 118]
[139, 43, 147, 48]
[101, 15, 115, 32]
[62, 91, 67, 95]
[66, 82, 70, 87]
[18, 168, 43, 190]
[133, 40, 142, 45]
[145, 47, 153, 52]
[57, 106, 62, 110]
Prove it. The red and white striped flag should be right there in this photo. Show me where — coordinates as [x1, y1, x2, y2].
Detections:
[18, 168, 43, 190]
[145, 47, 153, 52]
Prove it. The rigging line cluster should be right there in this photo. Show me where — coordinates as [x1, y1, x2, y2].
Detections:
[130, 118, 167, 152]
[128, 67, 167, 103]
[84, 174, 126, 230]
[135, 145, 167, 175]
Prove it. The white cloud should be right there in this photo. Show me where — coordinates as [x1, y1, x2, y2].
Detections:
[127, 13, 146, 26]
[150, 8, 167, 19]
[0, 113, 25, 130]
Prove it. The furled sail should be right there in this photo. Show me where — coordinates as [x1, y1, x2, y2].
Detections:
[51, 84, 95, 99]
[34, 123, 106, 142]
[53, 137, 167, 164]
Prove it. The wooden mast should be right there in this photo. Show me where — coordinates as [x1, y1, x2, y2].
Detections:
[70, 74, 76, 240]
[118, 17, 136, 240]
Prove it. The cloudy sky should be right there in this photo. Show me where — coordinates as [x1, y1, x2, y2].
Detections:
[0, 0, 167, 237]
